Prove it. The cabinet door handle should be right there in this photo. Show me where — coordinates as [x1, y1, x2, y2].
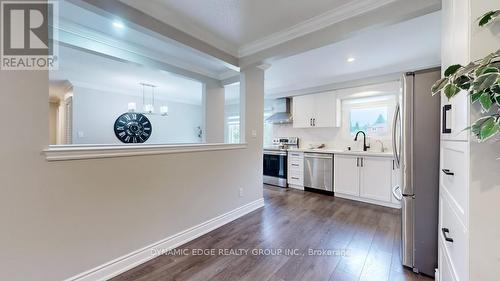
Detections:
[356, 157, 359, 167]
[291, 164, 299, 167]
[441, 228, 454, 243]
[361, 158, 363, 167]
[313, 118, 316, 126]
[310, 118, 313, 126]
[441, 169, 454, 176]
[442, 104, 452, 134]
[291, 177, 299, 180]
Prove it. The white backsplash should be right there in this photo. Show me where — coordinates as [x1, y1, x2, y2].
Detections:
[270, 123, 392, 152]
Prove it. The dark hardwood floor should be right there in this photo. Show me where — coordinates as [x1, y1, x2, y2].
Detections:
[112, 185, 433, 281]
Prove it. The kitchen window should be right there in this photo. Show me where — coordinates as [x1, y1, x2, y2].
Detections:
[342, 95, 397, 140]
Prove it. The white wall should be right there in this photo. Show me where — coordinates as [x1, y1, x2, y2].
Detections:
[72, 86, 203, 145]
[468, 1, 500, 280]
[0, 66, 265, 281]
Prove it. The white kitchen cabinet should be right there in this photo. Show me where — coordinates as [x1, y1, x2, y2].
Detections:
[333, 155, 359, 196]
[438, 1, 473, 280]
[441, 91, 469, 142]
[360, 157, 392, 202]
[292, 92, 337, 128]
[440, 0, 470, 143]
[334, 155, 398, 208]
[292, 95, 315, 128]
[287, 151, 304, 189]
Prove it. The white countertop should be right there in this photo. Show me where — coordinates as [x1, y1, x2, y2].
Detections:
[287, 148, 393, 158]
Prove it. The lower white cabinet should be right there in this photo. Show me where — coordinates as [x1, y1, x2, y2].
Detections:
[360, 157, 392, 202]
[287, 151, 304, 189]
[333, 155, 359, 196]
[334, 155, 399, 208]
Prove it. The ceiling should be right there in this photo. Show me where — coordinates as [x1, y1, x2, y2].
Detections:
[265, 11, 441, 96]
[50, 45, 204, 105]
[59, 0, 237, 80]
[119, 0, 398, 56]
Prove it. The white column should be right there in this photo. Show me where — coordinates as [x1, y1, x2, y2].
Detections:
[204, 84, 225, 143]
[239, 65, 265, 192]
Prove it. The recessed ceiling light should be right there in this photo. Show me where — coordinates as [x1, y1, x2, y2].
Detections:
[347, 57, 356, 63]
[112, 21, 125, 29]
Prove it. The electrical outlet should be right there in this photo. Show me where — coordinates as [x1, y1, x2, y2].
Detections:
[239, 187, 244, 197]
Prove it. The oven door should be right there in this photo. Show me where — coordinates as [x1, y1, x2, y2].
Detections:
[263, 151, 287, 182]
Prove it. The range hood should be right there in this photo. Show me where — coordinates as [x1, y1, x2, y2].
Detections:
[266, 98, 293, 124]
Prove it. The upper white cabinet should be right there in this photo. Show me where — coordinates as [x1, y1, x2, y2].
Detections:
[292, 92, 338, 128]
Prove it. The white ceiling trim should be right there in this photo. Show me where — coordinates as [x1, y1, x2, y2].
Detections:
[218, 69, 239, 80]
[238, 0, 397, 57]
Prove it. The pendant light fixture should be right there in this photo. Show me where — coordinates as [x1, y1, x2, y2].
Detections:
[127, 83, 168, 116]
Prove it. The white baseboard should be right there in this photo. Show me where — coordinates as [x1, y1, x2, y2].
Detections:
[65, 198, 265, 281]
[335, 193, 400, 209]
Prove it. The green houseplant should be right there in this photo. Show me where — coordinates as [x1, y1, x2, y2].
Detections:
[431, 10, 500, 142]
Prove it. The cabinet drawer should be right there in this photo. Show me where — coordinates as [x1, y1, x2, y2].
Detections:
[288, 152, 303, 158]
[288, 171, 303, 185]
[440, 141, 468, 225]
[288, 158, 303, 170]
[439, 239, 458, 281]
[439, 194, 468, 281]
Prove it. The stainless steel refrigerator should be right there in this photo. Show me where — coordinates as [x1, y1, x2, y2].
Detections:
[392, 68, 441, 277]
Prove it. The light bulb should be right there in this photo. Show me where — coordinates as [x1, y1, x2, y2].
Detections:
[127, 102, 136, 112]
[160, 105, 169, 116]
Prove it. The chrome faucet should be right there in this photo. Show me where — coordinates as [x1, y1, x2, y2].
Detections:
[354, 131, 370, 151]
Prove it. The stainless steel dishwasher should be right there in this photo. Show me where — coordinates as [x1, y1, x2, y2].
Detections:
[304, 153, 333, 192]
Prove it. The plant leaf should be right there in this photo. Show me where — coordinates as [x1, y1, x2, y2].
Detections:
[479, 117, 500, 141]
[431, 77, 449, 95]
[478, 10, 500, 27]
[492, 84, 500, 94]
[479, 91, 493, 111]
[495, 94, 500, 106]
[454, 75, 471, 90]
[444, 64, 462, 77]
[443, 83, 460, 99]
[455, 62, 478, 77]
[481, 53, 496, 66]
[472, 73, 500, 92]
[479, 66, 500, 75]
[471, 90, 483, 103]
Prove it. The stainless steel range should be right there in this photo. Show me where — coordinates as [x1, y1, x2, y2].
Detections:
[263, 137, 299, 188]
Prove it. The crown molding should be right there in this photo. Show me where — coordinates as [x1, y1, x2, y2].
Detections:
[218, 69, 240, 81]
[238, 0, 397, 57]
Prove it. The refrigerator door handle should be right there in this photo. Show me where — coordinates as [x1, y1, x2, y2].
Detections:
[392, 185, 403, 201]
[392, 103, 401, 168]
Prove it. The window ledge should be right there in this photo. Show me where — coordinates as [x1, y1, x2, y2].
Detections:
[44, 143, 248, 161]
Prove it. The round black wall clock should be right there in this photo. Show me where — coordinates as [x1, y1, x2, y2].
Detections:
[114, 113, 152, 143]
